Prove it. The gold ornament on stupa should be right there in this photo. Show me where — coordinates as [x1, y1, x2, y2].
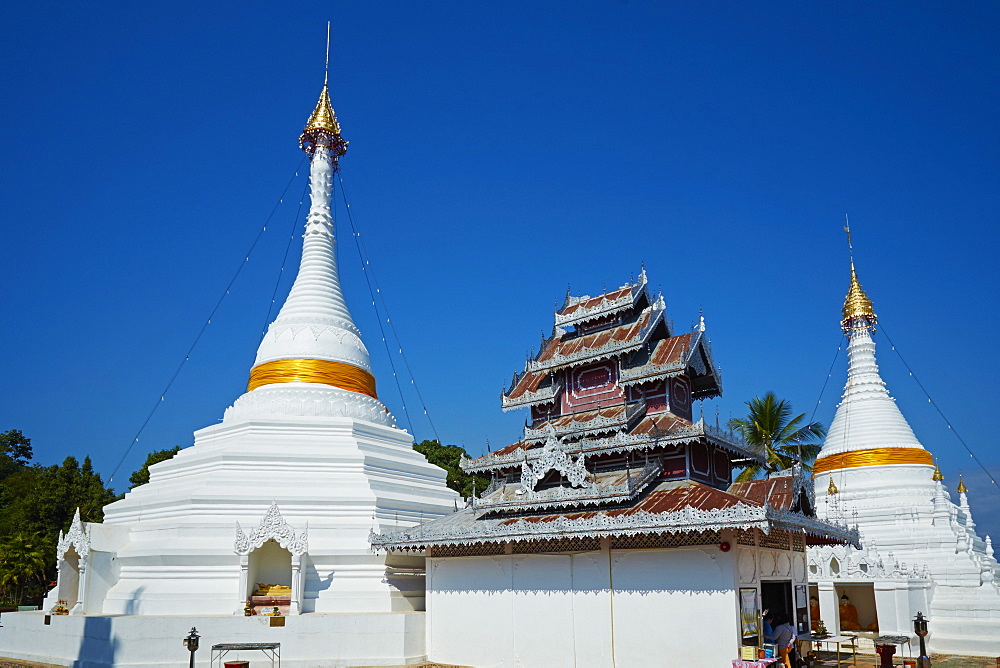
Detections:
[932, 463, 945, 481]
[842, 265, 877, 323]
[299, 77, 349, 165]
[957, 476, 968, 494]
[828, 477, 839, 495]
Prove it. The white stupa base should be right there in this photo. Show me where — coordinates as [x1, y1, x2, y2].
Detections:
[0, 610, 427, 667]
[812, 464, 1000, 657]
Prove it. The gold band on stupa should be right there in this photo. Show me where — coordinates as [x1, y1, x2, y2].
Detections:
[248, 358, 377, 398]
[813, 447, 933, 476]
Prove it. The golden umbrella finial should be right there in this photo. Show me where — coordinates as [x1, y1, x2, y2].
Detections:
[932, 463, 944, 482]
[957, 475, 968, 494]
[299, 22, 349, 166]
[841, 218, 877, 330]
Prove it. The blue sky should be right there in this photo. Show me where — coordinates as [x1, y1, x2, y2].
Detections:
[2, 2, 998, 536]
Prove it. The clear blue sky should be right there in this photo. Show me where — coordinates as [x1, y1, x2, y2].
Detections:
[3, 2, 998, 536]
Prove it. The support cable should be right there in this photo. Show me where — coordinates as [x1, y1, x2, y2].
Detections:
[801, 336, 845, 464]
[880, 324, 1000, 492]
[337, 172, 440, 443]
[332, 175, 414, 435]
[260, 180, 310, 337]
[107, 158, 306, 484]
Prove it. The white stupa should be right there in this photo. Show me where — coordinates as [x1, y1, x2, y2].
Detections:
[0, 75, 457, 667]
[808, 253, 1000, 656]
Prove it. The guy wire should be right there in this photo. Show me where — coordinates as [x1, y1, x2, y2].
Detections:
[107, 157, 306, 484]
[337, 172, 440, 444]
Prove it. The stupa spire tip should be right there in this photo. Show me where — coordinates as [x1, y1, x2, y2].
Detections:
[841, 220, 877, 329]
[299, 22, 348, 164]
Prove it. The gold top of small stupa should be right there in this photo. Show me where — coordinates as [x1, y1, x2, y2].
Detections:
[932, 464, 944, 481]
[957, 476, 968, 494]
[303, 79, 342, 136]
[828, 477, 839, 495]
[842, 264, 877, 322]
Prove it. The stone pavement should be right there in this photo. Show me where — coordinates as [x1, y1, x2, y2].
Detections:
[812, 652, 999, 667]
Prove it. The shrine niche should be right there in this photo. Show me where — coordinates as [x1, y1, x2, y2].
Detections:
[234, 503, 308, 615]
[54, 508, 90, 615]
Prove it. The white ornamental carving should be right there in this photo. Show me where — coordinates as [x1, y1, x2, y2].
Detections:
[56, 508, 90, 561]
[234, 502, 308, 556]
[224, 385, 396, 427]
[519, 429, 590, 493]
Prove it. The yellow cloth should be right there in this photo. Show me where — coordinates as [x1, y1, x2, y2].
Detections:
[248, 358, 377, 398]
[813, 447, 933, 475]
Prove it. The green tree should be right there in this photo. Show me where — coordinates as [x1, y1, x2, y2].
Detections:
[0, 429, 32, 478]
[128, 446, 181, 488]
[0, 533, 49, 605]
[728, 392, 826, 482]
[413, 440, 489, 498]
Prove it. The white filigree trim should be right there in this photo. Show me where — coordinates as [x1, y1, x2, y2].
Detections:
[223, 384, 397, 427]
[56, 508, 90, 561]
[234, 502, 308, 556]
[518, 429, 590, 493]
[371, 503, 859, 551]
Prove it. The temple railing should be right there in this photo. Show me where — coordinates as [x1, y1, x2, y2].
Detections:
[471, 459, 662, 512]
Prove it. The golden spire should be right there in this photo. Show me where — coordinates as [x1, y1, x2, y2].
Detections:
[303, 83, 342, 137]
[828, 477, 839, 495]
[957, 475, 968, 494]
[841, 219, 877, 327]
[932, 463, 944, 481]
[298, 23, 349, 165]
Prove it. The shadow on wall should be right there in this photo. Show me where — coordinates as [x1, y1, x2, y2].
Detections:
[72, 587, 141, 668]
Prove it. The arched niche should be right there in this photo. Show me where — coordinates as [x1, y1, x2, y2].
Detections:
[54, 508, 90, 615]
[234, 503, 308, 615]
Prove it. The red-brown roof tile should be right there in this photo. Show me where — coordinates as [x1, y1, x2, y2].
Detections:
[537, 310, 651, 363]
[498, 480, 763, 526]
[727, 477, 796, 511]
[559, 286, 633, 317]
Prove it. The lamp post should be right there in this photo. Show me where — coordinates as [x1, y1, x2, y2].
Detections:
[913, 612, 931, 668]
[182, 627, 200, 668]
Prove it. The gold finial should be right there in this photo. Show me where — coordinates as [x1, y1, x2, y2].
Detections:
[932, 463, 944, 482]
[303, 84, 342, 137]
[840, 219, 877, 328]
[299, 22, 349, 165]
[957, 475, 968, 494]
[827, 477, 839, 495]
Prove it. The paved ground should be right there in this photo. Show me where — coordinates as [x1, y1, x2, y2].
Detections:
[811, 652, 999, 667]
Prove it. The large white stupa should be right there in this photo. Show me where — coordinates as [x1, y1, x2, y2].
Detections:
[808, 253, 1000, 656]
[0, 75, 457, 667]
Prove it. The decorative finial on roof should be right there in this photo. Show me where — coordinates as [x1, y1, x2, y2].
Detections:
[828, 477, 839, 495]
[957, 475, 968, 494]
[841, 218, 877, 330]
[932, 463, 945, 482]
[299, 22, 348, 166]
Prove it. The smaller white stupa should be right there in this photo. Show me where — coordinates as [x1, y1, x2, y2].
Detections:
[809, 242, 1000, 656]
[0, 70, 457, 668]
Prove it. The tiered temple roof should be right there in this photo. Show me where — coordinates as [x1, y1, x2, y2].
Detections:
[372, 273, 857, 552]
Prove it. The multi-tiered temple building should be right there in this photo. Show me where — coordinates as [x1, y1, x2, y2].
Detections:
[373, 275, 858, 666]
[808, 257, 1000, 656]
[1, 77, 457, 667]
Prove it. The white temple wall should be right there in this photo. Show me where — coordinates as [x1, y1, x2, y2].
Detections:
[426, 546, 738, 667]
[0, 609, 427, 667]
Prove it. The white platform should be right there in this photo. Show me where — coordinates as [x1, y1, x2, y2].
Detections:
[0, 610, 427, 667]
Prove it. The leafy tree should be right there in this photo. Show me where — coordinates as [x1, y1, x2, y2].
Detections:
[129, 446, 181, 488]
[0, 432, 121, 605]
[413, 440, 490, 498]
[0, 533, 48, 605]
[0, 429, 32, 478]
[728, 392, 826, 482]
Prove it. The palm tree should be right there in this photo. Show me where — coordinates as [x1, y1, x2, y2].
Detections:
[0, 533, 49, 605]
[728, 392, 826, 482]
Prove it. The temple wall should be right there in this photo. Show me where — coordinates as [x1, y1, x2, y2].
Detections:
[426, 546, 739, 667]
